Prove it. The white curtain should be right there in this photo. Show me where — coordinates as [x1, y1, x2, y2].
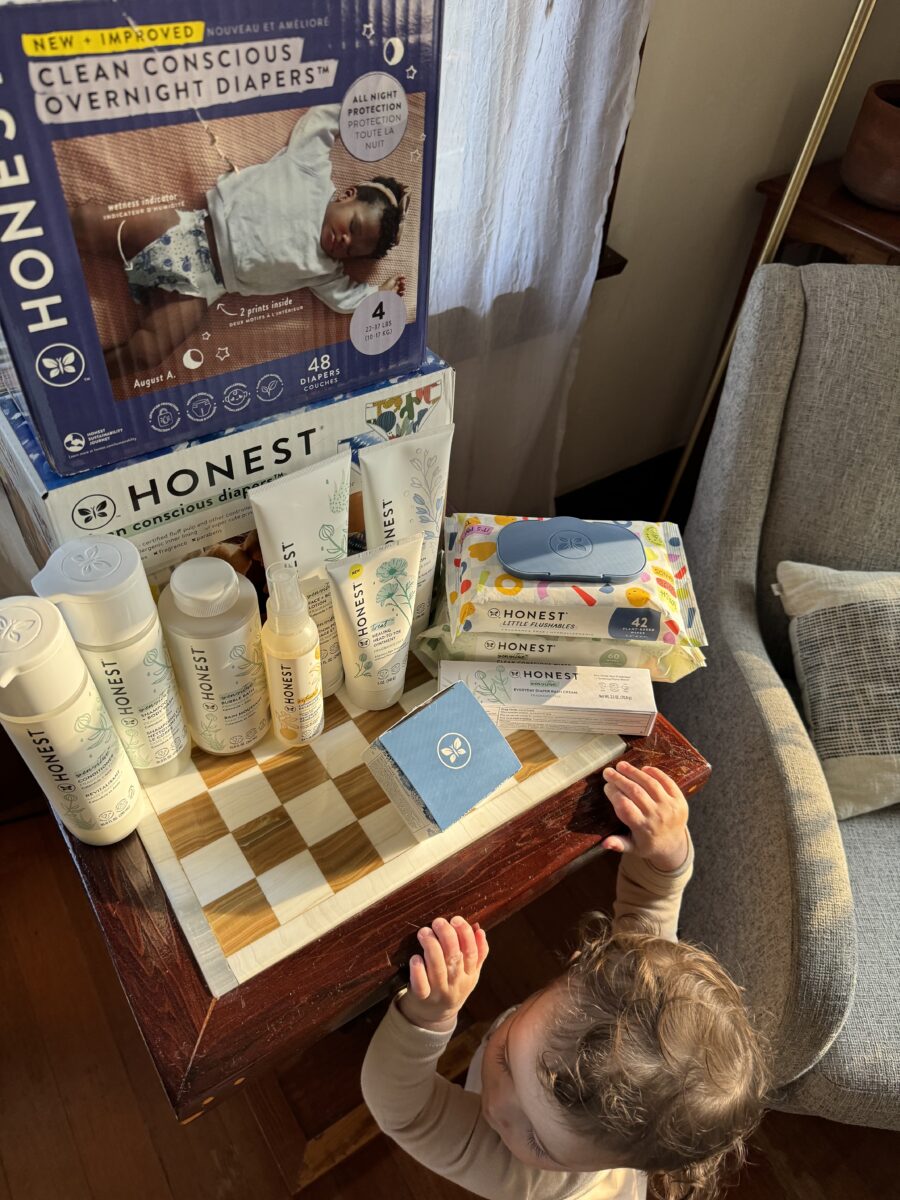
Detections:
[429, 0, 651, 515]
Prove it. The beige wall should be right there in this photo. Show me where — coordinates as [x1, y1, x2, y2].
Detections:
[558, 0, 900, 495]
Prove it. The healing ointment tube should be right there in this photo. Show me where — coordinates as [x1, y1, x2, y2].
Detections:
[326, 535, 424, 711]
[359, 424, 454, 639]
[249, 448, 351, 697]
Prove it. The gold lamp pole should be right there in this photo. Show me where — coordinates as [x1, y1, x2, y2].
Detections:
[661, 0, 879, 519]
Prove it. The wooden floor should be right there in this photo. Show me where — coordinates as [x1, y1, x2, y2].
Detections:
[1, 812, 897, 1200]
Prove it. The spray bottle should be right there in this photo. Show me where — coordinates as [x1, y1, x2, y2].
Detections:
[262, 564, 324, 748]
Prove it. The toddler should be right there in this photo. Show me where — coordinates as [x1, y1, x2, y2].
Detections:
[71, 103, 408, 378]
[362, 761, 769, 1199]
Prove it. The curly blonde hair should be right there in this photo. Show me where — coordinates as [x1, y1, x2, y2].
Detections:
[538, 914, 770, 1199]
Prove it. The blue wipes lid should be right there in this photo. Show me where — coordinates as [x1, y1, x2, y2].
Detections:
[496, 517, 646, 583]
[377, 682, 521, 829]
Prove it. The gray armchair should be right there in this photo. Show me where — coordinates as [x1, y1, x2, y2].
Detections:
[666, 263, 900, 1129]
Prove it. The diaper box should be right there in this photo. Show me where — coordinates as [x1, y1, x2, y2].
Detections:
[363, 682, 522, 837]
[0, 0, 442, 474]
[0, 345, 453, 584]
[438, 661, 658, 737]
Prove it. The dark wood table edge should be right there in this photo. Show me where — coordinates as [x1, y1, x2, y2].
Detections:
[55, 714, 710, 1120]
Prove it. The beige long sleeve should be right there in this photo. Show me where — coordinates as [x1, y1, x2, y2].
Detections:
[360, 842, 693, 1199]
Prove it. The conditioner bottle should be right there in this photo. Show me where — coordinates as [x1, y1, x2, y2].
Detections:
[32, 535, 191, 785]
[158, 558, 269, 755]
[262, 564, 324, 748]
[0, 596, 144, 845]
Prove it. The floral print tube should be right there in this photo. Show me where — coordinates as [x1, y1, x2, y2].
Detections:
[326, 534, 424, 712]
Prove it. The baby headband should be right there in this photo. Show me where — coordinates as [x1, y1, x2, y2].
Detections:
[364, 180, 411, 216]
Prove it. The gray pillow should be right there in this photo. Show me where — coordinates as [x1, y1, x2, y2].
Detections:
[775, 561, 899, 820]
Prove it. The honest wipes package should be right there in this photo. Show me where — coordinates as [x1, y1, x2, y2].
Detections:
[418, 594, 705, 682]
[0, 0, 442, 474]
[363, 681, 521, 836]
[439, 661, 657, 737]
[445, 515, 706, 650]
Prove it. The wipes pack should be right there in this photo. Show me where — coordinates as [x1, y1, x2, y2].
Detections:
[445, 515, 706, 651]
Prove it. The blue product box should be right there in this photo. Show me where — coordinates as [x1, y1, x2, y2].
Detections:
[0, 0, 442, 475]
[362, 682, 522, 836]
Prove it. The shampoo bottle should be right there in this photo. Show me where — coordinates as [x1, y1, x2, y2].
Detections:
[32, 535, 191, 785]
[158, 558, 269, 755]
[0, 596, 144, 845]
[262, 564, 324, 748]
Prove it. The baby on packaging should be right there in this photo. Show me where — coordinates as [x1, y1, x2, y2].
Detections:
[362, 762, 769, 1200]
[71, 103, 409, 378]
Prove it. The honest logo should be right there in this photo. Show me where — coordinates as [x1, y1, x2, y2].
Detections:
[436, 732, 471, 770]
[71, 493, 116, 530]
[549, 530, 591, 559]
[61, 541, 121, 581]
[35, 343, 85, 388]
[0, 606, 40, 649]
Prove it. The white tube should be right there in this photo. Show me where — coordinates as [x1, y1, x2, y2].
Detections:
[326, 534, 424, 711]
[359, 425, 453, 639]
[249, 448, 351, 697]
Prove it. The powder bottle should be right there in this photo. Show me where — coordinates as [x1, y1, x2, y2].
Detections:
[158, 558, 269, 755]
[0, 595, 144, 845]
[32, 534, 191, 785]
[262, 564, 324, 748]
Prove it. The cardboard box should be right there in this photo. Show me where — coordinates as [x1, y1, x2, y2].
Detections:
[0, 0, 442, 474]
[438, 661, 658, 737]
[0, 346, 453, 586]
[363, 682, 521, 836]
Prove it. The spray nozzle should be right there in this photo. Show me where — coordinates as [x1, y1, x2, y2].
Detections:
[266, 564, 309, 634]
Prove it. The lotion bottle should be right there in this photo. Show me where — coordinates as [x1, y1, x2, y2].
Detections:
[262, 564, 324, 748]
[158, 558, 269, 755]
[32, 535, 191, 785]
[0, 596, 144, 845]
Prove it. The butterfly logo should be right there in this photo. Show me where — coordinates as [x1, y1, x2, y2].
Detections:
[0, 611, 38, 646]
[70, 494, 116, 531]
[63, 542, 117, 579]
[42, 351, 78, 380]
[35, 343, 85, 389]
[437, 732, 471, 770]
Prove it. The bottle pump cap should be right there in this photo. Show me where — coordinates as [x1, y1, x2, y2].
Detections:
[32, 535, 156, 648]
[266, 564, 309, 634]
[169, 557, 240, 618]
[0, 596, 86, 719]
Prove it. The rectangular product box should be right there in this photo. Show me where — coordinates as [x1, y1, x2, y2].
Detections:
[438, 662, 658, 737]
[363, 682, 522, 837]
[0, 345, 453, 585]
[0, 0, 442, 474]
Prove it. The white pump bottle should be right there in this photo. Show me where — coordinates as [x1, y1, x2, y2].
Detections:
[262, 564, 324, 748]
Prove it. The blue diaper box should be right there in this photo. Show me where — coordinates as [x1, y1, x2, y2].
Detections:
[363, 682, 522, 837]
[0, 0, 442, 474]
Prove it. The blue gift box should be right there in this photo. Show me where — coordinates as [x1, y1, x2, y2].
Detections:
[363, 682, 522, 836]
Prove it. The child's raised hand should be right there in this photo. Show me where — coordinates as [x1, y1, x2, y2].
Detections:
[399, 915, 489, 1033]
[601, 761, 689, 872]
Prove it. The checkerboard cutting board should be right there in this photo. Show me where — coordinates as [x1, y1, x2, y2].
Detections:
[138, 656, 624, 996]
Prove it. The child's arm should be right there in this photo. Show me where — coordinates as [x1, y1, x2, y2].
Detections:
[361, 919, 592, 1199]
[287, 102, 341, 167]
[311, 273, 405, 314]
[601, 761, 694, 942]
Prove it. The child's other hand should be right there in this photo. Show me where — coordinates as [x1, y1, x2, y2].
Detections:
[399, 916, 488, 1033]
[601, 762, 689, 872]
[381, 274, 406, 296]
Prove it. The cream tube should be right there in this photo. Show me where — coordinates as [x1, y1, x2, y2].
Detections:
[326, 534, 424, 711]
[249, 448, 351, 697]
[359, 424, 454, 639]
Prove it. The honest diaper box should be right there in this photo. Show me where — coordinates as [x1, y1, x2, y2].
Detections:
[438, 661, 658, 737]
[362, 682, 522, 836]
[0, 0, 442, 473]
[0, 346, 453, 584]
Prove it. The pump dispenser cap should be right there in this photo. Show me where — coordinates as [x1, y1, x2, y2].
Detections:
[32, 534, 156, 648]
[0, 596, 86, 719]
[266, 564, 309, 634]
[169, 558, 240, 618]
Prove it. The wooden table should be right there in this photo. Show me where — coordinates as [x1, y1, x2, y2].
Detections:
[56, 713, 709, 1129]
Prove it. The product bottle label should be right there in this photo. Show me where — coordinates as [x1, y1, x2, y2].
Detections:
[81, 623, 189, 770]
[169, 613, 270, 753]
[267, 645, 324, 746]
[3, 681, 141, 839]
[303, 577, 341, 670]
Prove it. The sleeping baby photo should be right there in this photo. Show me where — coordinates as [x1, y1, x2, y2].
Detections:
[53, 98, 424, 398]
